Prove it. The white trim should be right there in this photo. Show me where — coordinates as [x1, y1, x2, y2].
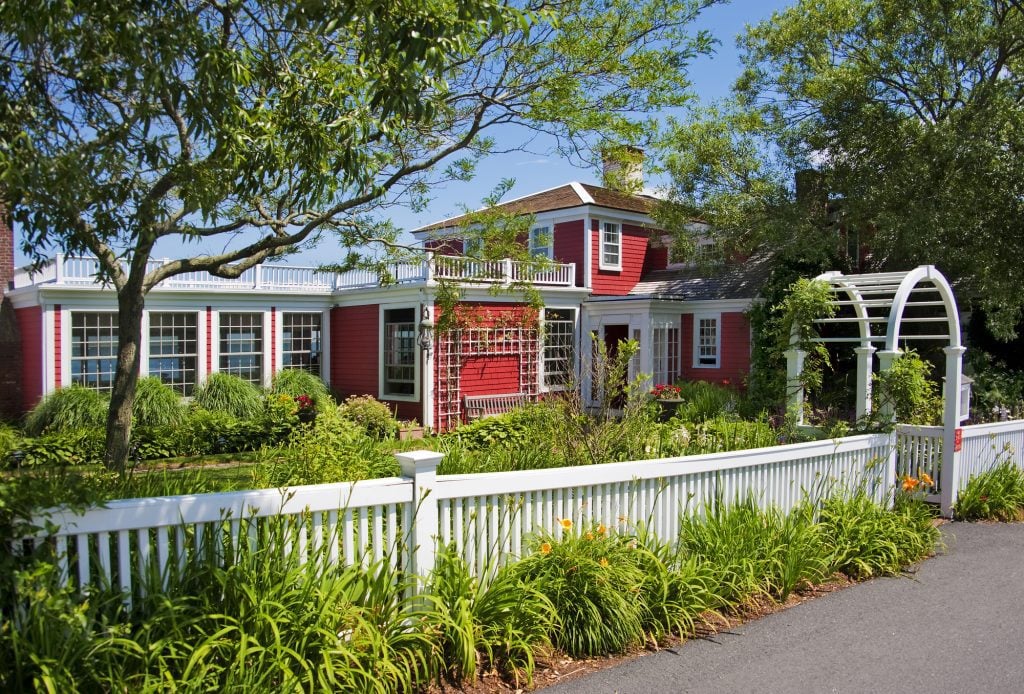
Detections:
[582, 214, 593, 289]
[412, 181, 593, 233]
[569, 181, 595, 204]
[263, 309, 273, 387]
[538, 305, 579, 393]
[597, 220, 622, 271]
[692, 312, 721, 369]
[140, 311, 150, 378]
[379, 304, 421, 402]
[529, 224, 554, 260]
[421, 303, 434, 430]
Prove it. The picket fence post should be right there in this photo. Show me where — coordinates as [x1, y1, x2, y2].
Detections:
[396, 450, 443, 584]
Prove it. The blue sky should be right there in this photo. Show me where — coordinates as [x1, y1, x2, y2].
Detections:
[17, 0, 794, 267]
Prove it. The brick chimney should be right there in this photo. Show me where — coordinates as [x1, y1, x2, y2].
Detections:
[601, 145, 645, 193]
[0, 203, 13, 294]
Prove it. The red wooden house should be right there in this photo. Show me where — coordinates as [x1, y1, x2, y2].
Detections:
[0, 179, 770, 430]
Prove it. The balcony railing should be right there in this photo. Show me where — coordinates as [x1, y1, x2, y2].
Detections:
[13, 254, 578, 293]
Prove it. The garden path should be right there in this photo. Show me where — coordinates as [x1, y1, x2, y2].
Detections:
[542, 522, 1024, 693]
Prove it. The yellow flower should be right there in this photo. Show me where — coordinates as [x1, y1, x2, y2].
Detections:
[617, 515, 629, 524]
[585, 532, 594, 540]
[540, 542, 552, 555]
[920, 472, 934, 487]
[902, 475, 919, 492]
[599, 557, 609, 567]
[559, 518, 573, 530]
[596, 524, 607, 536]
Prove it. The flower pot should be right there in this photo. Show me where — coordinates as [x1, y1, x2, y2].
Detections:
[656, 398, 684, 422]
[297, 409, 317, 424]
[399, 426, 425, 441]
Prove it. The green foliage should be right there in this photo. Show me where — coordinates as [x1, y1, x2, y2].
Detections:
[268, 369, 333, 410]
[818, 492, 939, 579]
[18, 429, 106, 468]
[192, 374, 264, 420]
[954, 460, 1024, 522]
[429, 546, 555, 687]
[132, 377, 186, 429]
[873, 350, 942, 426]
[670, 380, 739, 422]
[663, 415, 779, 457]
[338, 394, 400, 440]
[444, 406, 545, 452]
[23, 386, 109, 437]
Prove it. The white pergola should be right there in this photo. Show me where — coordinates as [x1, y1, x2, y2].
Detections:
[786, 265, 965, 510]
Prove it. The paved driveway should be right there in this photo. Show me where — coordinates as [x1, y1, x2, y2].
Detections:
[542, 522, 1024, 694]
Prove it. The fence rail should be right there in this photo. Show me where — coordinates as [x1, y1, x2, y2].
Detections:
[22, 434, 894, 601]
[13, 254, 579, 293]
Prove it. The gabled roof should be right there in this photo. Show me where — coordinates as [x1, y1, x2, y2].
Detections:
[629, 250, 774, 301]
[413, 182, 656, 233]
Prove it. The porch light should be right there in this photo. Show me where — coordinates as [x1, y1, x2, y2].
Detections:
[418, 317, 435, 352]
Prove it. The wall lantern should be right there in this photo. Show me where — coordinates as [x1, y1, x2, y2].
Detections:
[418, 305, 435, 353]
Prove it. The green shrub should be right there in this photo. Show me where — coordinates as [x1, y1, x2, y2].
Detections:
[954, 460, 1024, 521]
[671, 380, 738, 422]
[429, 546, 554, 687]
[23, 385, 109, 436]
[338, 394, 399, 439]
[873, 350, 942, 426]
[132, 377, 185, 428]
[268, 369, 332, 410]
[192, 373, 264, 420]
[665, 415, 779, 456]
[0, 423, 19, 464]
[16, 428, 106, 468]
[446, 406, 544, 451]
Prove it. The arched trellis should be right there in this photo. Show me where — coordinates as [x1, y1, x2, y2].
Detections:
[786, 265, 966, 512]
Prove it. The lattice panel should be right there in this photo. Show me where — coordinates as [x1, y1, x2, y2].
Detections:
[434, 326, 539, 432]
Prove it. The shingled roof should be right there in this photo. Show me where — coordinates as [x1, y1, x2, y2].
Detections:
[629, 250, 774, 301]
[414, 182, 656, 232]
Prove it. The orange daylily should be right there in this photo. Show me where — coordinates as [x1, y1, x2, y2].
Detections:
[920, 472, 934, 487]
[559, 518, 573, 530]
[596, 524, 607, 535]
[599, 557, 609, 567]
[585, 532, 594, 540]
[902, 475, 920, 492]
[540, 542, 552, 555]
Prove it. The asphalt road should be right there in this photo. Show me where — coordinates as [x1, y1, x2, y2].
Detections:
[542, 522, 1024, 694]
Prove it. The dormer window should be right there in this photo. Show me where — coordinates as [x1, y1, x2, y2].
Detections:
[599, 221, 621, 270]
[529, 225, 553, 259]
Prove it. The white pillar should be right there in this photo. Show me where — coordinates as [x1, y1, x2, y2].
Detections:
[397, 450, 443, 586]
[940, 346, 966, 517]
[784, 348, 806, 425]
[876, 349, 902, 423]
[854, 345, 876, 421]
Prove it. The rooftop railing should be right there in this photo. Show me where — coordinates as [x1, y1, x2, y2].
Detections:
[13, 254, 578, 293]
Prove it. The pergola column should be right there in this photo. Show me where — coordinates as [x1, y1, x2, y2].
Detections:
[940, 346, 966, 517]
[875, 349, 902, 423]
[854, 345, 876, 421]
[784, 347, 807, 425]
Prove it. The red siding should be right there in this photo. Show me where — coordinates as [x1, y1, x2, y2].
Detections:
[590, 221, 651, 295]
[53, 304, 61, 386]
[16, 306, 42, 411]
[426, 238, 464, 255]
[330, 304, 379, 397]
[552, 219, 585, 287]
[643, 245, 669, 274]
[679, 312, 751, 387]
[461, 356, 520, 396]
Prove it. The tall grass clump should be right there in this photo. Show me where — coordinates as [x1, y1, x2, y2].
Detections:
[268, 368, 333, 409]
[818, 491, 939, 578]
[132, 376, 185, 428]
[429, 546, 555, 687]
[673, 381, 738, 422]
[23, 385, 109, 436]
[954, 459, 1024, 521]
[192, 373, 263, 419]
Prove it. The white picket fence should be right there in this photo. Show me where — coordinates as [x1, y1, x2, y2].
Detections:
[21, 434, 894, 602]
[895, 419, 1024, 502]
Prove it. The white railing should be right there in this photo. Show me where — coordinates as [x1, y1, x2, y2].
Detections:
[14, 254, 579, 292]
[895, 424, 944, 502]
[23, 434, 894, 599]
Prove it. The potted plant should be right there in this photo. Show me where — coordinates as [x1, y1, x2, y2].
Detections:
[398, 419, 425, 441]
[294, 394, 317, 424]
[650, 383, 684, 422]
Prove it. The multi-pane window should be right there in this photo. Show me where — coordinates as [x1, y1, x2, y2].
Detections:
[530, 226, 553, 259]
[695, 315, 719, 368]
[652, 323, 680, 385]
[383, 308, 416, 396]
[542, 308, 576, 388]
[463, 236, 483, 257]
[600, 221, 621, 269]
[219, 312, 263, 384]
[70, 312, 118, 392]
[282, 313, 322, 375]
[148, 312, 198, 395]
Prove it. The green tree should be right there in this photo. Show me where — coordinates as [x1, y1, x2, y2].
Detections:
[0, 0, 716, 471]
[659, 0, 1024, 337]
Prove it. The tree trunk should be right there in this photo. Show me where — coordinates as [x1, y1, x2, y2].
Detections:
[104, 288, 145, 473]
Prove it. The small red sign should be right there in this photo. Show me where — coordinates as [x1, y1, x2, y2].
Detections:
[954, 428, 963, 453]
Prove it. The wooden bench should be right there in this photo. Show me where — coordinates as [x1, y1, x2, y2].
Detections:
[463, 393, 530, 421]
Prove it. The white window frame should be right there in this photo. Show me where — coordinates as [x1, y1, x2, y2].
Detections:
[692, 313, 721, 369]
[281, 311, 323, 377]
[380, 305, 420, 401]
[652, 321, 681, 386]
[218, 311, 264, 385]
[463, 235, 483, 257]
[69, 311, 119, 393]
[148, 311, 199, 395]
[598, 220, 622, 271]
[540, 307, 576, 391]
[529, 225, 553, 259]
